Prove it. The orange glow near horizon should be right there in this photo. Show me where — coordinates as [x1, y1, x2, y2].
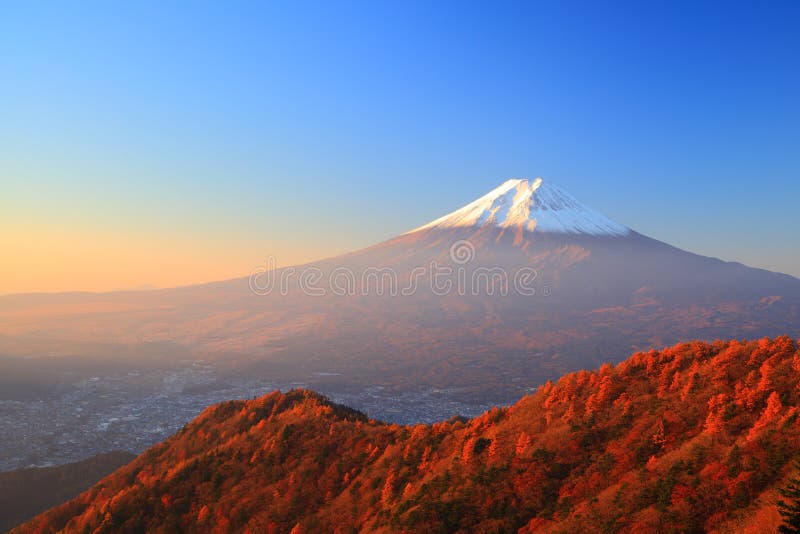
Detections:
[0, 225, 347, 295]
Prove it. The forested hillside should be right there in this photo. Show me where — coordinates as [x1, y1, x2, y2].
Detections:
[0, 451, 134, 532]
[17, 338, 800, 533]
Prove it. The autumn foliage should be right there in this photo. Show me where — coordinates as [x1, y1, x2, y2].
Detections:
[15, 337, 800, 533]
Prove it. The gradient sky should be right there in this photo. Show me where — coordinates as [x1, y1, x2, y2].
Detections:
[2, 1, 799, 294]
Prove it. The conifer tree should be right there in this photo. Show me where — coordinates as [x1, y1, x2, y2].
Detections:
[778, 460, 800, 534]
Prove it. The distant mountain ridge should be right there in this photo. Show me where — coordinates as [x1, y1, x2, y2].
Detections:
[0, 451, 134, 532]
[15, 337, 800, 533]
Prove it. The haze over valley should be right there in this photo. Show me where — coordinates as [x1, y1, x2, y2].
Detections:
[3, 178, 799, 473]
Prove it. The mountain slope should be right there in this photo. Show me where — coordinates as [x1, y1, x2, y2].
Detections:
[0, 451, 135, 532]
[16, 337, 800, 533]
[1, 178, 799, 409]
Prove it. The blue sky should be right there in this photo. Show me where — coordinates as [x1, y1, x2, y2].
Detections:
[2, 1, 799, 292]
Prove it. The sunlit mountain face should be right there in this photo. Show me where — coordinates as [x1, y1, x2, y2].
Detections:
[15, 338, 800, 533]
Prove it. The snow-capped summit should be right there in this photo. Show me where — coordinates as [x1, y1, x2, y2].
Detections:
[410, 178, 630, 236]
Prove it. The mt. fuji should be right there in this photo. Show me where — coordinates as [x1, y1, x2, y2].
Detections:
[412, 178, 629, 236]
[1, 178, 799, 413]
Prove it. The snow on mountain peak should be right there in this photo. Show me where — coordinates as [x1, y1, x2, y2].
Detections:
[410, 178, 630, 236]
